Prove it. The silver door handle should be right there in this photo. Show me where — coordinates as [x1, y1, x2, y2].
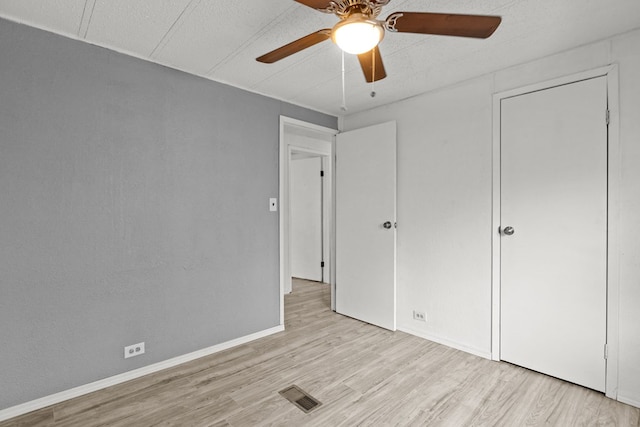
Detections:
[502, 226, 515, 236]
[383, 221, 393, 229]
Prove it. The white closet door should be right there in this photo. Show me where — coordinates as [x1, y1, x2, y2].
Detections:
[500, 77, 607, 391]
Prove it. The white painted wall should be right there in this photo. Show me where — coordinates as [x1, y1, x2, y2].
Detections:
[342, 28, 640, 406]
[291, 156, 322, 281]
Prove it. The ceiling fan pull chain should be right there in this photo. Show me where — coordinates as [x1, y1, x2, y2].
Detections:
[341, 50, 348, 111]
[371, 48, 377, 98]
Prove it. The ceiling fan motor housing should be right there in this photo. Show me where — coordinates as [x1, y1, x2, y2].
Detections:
[323, 0, 390, 19]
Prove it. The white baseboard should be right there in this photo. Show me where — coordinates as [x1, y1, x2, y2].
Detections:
[0, 325, 284, 422]
[397, 326, 492, 360]
[617, 394, 640, 409]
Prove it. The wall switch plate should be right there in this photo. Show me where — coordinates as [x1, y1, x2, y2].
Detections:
[269, 198, 278, 212]
[413, 310, 426, 322]
[124, 342, 145, 359]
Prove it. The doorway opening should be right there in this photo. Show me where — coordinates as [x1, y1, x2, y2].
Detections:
[279, 116, 338, 325]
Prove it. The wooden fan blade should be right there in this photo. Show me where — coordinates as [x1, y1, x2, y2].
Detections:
[357, 46, 387, 83]
[256, 29, 331, 63]
[294, 0, 333, 11]
[387, 12, 501, 38]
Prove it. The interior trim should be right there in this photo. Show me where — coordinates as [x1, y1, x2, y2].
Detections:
[398, 326, 492, 360]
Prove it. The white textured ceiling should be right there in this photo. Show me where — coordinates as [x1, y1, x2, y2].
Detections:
[1, 0, 640, 115]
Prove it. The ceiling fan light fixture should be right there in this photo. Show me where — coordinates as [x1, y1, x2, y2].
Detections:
[332, 14, 384, 55]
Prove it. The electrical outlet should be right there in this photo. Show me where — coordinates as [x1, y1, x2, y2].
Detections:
[124, 342, 145, 359]
[413, 310, 426, 322]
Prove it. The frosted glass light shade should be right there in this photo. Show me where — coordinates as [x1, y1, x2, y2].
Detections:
[332, 16, 384, 55]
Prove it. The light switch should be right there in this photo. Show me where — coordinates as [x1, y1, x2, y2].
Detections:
[269, 198, 278, 212]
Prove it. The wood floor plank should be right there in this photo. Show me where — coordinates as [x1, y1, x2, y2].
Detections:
[1, 278, 638, 426]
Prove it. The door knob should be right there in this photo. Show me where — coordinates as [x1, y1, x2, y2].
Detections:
[383, 221, 393, 229]
[502, 226, 515, 236]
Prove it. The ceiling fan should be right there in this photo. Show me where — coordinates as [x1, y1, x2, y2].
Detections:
[256, 0, 502, 83]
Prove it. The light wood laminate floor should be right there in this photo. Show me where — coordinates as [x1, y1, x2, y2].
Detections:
[3, 279, 639, 426]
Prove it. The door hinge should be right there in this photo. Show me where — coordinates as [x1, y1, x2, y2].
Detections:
[321, 261, 325, 268]
[604, 343, 609, 360]
[606, 109, 610, 126]
[320, 170, 324, 177]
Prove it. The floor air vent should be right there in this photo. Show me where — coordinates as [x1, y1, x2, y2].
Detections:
[279, 385, 322, 413]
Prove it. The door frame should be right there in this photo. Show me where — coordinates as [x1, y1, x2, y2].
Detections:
[490, 65, 620, 399]
[279, 116, 338, 325]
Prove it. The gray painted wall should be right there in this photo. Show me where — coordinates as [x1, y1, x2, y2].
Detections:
[0, 17, 336, 410]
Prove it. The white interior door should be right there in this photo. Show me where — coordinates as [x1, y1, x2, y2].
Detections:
[500, 77, 607, 391]
[290, 156, 322, 281]
[336, 121, 396, 331]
